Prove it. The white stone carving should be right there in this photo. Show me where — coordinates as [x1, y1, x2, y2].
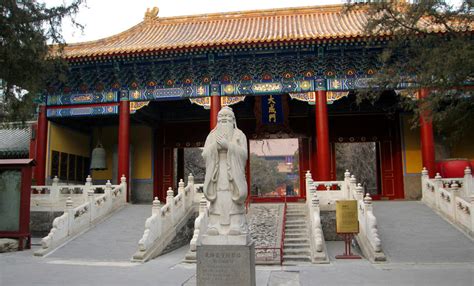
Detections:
[133, 174, 196, 262]
[201, 107, 250, 245]
[421, 167, 474, 237]
[35, 176, 127, 256]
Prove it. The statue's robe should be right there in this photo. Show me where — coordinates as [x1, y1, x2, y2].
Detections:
[202, 127, 248, 225]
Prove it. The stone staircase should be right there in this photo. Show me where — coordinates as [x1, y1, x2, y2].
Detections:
[283, 203, 312, 265]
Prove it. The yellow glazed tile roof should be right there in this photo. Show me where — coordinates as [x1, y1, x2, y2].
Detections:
[60, 4, 452, 59]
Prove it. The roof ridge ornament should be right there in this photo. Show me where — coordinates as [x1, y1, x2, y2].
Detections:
[144, 7, 159, 21]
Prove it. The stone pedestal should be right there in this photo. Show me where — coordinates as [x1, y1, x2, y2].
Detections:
[197, 243, 256, 286]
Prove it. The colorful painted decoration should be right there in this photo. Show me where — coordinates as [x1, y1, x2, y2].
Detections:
[189, 96, 246, 110]
[130, 101, 150, 113]
[289, 91, 349, 105]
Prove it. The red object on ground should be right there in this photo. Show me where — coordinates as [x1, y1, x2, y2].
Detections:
[335, 233, 361, 259]
[439, 159, 472, 178]
[0, 159, 35, 250]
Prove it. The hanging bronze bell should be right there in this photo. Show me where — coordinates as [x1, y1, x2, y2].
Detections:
[90, 143, 107, 170]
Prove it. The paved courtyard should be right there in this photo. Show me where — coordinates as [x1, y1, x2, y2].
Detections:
[1, 201, 473, 286]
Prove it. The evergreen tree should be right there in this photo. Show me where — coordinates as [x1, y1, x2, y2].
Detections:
[0, 0, 85, 123]
[347, 1, 473, 143]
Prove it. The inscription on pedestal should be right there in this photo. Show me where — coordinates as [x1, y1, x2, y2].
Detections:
[197, 244, 256, 286]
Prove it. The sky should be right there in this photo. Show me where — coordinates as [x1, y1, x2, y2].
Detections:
[51, 0, 344, 43]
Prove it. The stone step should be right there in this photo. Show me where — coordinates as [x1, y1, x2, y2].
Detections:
[283, 243, 311, 249]
[285, 224, 308, 230]
[285, 228, 308, 233]
[284, 238, 310, 244]
[286, 217, 307, 222]
[283, 254, 312, 262]
[284, 249, 311, 256]
[286, 214, 307, 218]
[285, 221, 307, 226]
[285, 233, 308, 239]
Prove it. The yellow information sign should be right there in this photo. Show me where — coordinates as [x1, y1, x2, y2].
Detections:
[336, 200, 359, 234]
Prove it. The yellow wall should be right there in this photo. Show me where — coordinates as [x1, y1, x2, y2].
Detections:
[91, 125, 152, 180]
[131, 125, 152, 179]
[401, 115, 423, 174]
[48, 122, 91, 177]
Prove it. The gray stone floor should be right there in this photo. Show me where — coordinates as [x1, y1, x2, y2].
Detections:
[47, 204, 151, 261]
[374, 201, 474, 263]
[1, 201, 473, 286]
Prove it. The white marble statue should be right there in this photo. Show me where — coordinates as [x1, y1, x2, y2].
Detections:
[202, 107, 249, 238]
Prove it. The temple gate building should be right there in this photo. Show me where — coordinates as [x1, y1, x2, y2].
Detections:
[32, 4, 474, 204]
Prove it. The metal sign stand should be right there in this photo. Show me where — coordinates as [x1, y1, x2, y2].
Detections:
[335, 233, 361, 259]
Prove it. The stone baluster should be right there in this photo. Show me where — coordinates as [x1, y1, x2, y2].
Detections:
[66, 196, 74, 231]
[50, 176, 60, 201]
[166, 187, 174, 211]
[355, 183, 364, 201]
[349, 175, 357, 199]
[152, 197, 161, 215]
[105, 180, 112, 195]
[84, 175, 93, 200]
[450, 181, 460, 198]
[305, 170, 313, 198]
[464, 167, 473, 196]
[434, 173, 442, 208]
[120, 175, 127, 199]
[311, 193, 323, 252]
[344, 170, 351, 199]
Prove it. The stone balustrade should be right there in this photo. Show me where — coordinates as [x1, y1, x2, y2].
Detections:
[34, 176, 127, 256]
[31, 175, 113, 210]
[184, 196, 209, 262]
[306, 170, 385, 262]
[421, 167, 474, 237]
[133, 174, 196, 262]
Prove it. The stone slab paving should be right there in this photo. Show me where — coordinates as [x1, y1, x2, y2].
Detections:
[1, 201, 474, 285]
[373, 201, 474, 263]
[47, 204, 151, 261]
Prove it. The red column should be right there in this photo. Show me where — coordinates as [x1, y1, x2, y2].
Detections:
[419, 88, 436, 177]
[35, 105, 48, 185]
[210, 95, 221, 130]
[316, 90, 331, 181]
[118, 97, 130, 202]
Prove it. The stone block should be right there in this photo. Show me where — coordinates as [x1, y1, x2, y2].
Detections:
[0, 238, 19, 253]
[197, 243, 256, 286]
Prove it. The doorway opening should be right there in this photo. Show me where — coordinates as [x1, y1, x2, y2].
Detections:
[249, 138, 300, 201]
[335, 142, 380, 196]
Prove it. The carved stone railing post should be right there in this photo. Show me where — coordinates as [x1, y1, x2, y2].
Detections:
[434, 173, 442, 208]
[152, 197, 161, 215]
[344, 170, 351, 199]
[305, 170, 313, 197]
[65, 196, 74, 233]
[464, 167, 473, 197]
[166, 187, 174, 217]
[349, 175, 357, 199]
[50, 176, 60, 201]
[421, 167, 429, 204]
[355, 183, 364, 201]
[363, 193, 381, 252]
[84, 175, 93, 200]
[178, 178, 185, 204]
[311, 193, 323, 252]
